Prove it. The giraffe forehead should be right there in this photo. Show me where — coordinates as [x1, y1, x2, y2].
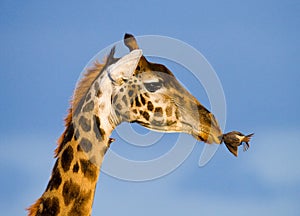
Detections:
[138, 72, 161, 82]
[126, 72, 175, 90]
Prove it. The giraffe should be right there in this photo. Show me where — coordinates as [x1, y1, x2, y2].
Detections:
[27, 33, 253, 216]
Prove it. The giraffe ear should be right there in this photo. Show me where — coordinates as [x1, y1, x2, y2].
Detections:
[108, 49, 142, 85]
[124, 33, 139, 51]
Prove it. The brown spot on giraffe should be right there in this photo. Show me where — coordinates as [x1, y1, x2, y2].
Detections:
[74, 129, 80, 141]
[154, 107, 163, 117]
[93, 115, 103, 141]
[147, 101, 154, 111]
[73, 162, 79, 173]
[61, 146, 74, 172]
[85, 92, 91, 102]
[80, 159, 98, 182]
[142, 111, 150, 121]
[62, 179, 80, 206]
[79, 138, 93, 153]
[55, 124, 74, 156]
[135, 96, 141, 107]
[46, 160, 62, 191]
[68, 190, 92, 216]
[96, 89, 102, 97]
[83, 101, 94, 112]
[140, 94, 146, 105]
[122, 95, 128, 106]
[94, 81, 100, 93]
[165, 106, 172, 117]
[113, 94, 118, 104]
[79, 116, 91, 132]
[41, 197, 60, 216]
[77, 143, 82, 152]
[116, 103, 122, 110]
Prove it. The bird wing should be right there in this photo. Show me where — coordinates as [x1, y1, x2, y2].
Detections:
[225, 144, 238, 157]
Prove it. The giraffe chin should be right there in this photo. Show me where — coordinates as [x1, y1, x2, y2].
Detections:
[183, 121, 222, 144]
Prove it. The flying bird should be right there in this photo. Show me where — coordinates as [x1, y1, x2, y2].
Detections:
[220, 131, 254, 157]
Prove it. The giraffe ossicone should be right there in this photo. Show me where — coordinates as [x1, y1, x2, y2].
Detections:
[28, 33, 253, 216]
[107, 48, 143, 85]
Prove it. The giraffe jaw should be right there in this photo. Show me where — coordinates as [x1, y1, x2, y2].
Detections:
[132, 120, 220, 144]
[182, 121, 222, 144]
[193, 130, 222, 144]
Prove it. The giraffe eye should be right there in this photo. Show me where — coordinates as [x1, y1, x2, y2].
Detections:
[144, 81, 163, 92]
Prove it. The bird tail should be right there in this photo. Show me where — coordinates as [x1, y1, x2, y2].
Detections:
[242, 133, 254, 143]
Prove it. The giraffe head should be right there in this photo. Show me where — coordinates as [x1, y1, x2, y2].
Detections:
[109, 33, 222, 144]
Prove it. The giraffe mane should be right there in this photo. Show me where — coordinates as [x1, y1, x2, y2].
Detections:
[54, 59, 106, 157]
[27, 197, 43, 216]
[72, 60, 106, 112]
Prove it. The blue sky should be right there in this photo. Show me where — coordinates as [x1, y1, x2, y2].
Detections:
[1, 0, 299, 215]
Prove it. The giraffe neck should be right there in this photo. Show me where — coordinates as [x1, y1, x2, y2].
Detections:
[28, 77, 117, 216]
